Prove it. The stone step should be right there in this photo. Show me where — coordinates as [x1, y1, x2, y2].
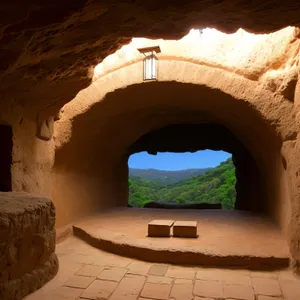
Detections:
[148, 219, 174, 237]
[173, 221, 198, 238]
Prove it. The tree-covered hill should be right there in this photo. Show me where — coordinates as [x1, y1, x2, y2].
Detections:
[129, 167, 211, 185]
[129, 158, 236, 209]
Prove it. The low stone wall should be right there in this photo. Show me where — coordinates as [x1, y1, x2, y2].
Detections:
[0, 192, 58, 300]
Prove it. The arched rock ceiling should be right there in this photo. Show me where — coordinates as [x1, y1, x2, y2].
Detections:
[1, 0, 300, 114]
[54, 82, 281, 174]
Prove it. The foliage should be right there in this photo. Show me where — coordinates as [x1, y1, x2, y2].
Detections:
[128, 176, 160, 207]
[129, 167, 211, 185]
[129, 158, 236, 209]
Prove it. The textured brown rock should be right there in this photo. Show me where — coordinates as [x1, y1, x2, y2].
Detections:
[0, 253, 58, 300]
[1, 1, 300, 115]
[1, 2, 300, 297]
[0, 192, 58, 300]
[36, 116, 55, 141]
[148, 220, 174, 237]
[173, 221, 198, 238]
[50, 26, 300, 274]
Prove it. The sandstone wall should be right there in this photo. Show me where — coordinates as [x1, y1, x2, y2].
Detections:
[1, 1, 300, 119]
[1, 2, 300, 297]
[287, 69, 300, 271]
[0, 192, 58, 300]
[0, 102, 55, 197]
[0, 104, 57, 299]
[265, 153, 292, 234]
[52, 171, 116, 227]
[0, 23, 298, 277]
[93, 26, 298, 83]
[53, 27, 300, 267]
[54, 55, 295, 229]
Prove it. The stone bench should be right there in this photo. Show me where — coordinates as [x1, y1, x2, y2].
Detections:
[148, 219, 174, 237]
[173, 221, 198, 238]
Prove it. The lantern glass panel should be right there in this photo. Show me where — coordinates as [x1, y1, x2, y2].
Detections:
[144, 54, 157, 80]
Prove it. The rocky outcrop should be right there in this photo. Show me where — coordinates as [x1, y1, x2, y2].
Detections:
[52, 32, 299, 270]
[53, 54, 294, 228]
[0, 192, 58, 300]
[1, 0, 300, 290]
[1, 1, 300, 115]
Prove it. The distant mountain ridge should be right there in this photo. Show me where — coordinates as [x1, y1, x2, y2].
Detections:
[128, 158, 236, 209]
[129, 167, 212, 185]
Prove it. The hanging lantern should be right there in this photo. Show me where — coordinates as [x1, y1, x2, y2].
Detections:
[137, 46, 161, 81]
[143, 53, 157, 80]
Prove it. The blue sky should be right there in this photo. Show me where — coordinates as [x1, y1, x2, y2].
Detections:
[128, 150, 231, 171]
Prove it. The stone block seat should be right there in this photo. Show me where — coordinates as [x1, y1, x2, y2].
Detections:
[0, 192, 58, 300]
[173, 221, 198, 238]
[148, 219, 174, 237]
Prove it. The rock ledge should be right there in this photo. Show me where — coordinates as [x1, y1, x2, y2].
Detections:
[0, 192, 58, 300]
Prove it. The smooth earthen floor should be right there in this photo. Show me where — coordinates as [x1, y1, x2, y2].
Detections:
[25, 236, 300, 300]
[73, 208, 289, 260]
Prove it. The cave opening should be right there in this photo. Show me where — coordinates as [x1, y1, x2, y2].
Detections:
[0, 124, 13, 192]
[128, 150, 236, 210]
[52, 73, 290, 268]
[128, 123, 264, 213]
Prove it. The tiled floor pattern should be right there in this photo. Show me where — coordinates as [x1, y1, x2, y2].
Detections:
[24, 237, 300, 300]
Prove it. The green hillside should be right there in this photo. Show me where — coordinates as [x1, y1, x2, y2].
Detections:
[128, 158, 236, 209]
[129, 167, 211, 185]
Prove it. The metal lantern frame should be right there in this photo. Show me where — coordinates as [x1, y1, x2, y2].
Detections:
[137, 46, 161, 81]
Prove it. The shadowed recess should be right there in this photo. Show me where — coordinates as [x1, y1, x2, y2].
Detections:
[0, 124, 12, 192]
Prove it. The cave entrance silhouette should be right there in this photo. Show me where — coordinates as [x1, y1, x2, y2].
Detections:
[128, 123, 262, 212]
[54, 81, 287, 231]
[53, 79, 291, 268]
[0, 124, 12, 192]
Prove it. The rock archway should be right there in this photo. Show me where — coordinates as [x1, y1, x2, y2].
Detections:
[1, 2, 300, 299]
[53, 73, 297, 270]
[51, 27, 300, 273]
[54, 78, 290, 231]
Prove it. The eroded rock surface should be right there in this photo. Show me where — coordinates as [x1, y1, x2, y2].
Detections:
[52, 27, 300, 273]
[1, 1, 300, 294]
[0, 192, 58, 300]
[1, 1, 300, 114]
[36, 116, 55, 141]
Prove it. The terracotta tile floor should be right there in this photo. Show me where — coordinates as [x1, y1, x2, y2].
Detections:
[24, 236, 300, 300]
